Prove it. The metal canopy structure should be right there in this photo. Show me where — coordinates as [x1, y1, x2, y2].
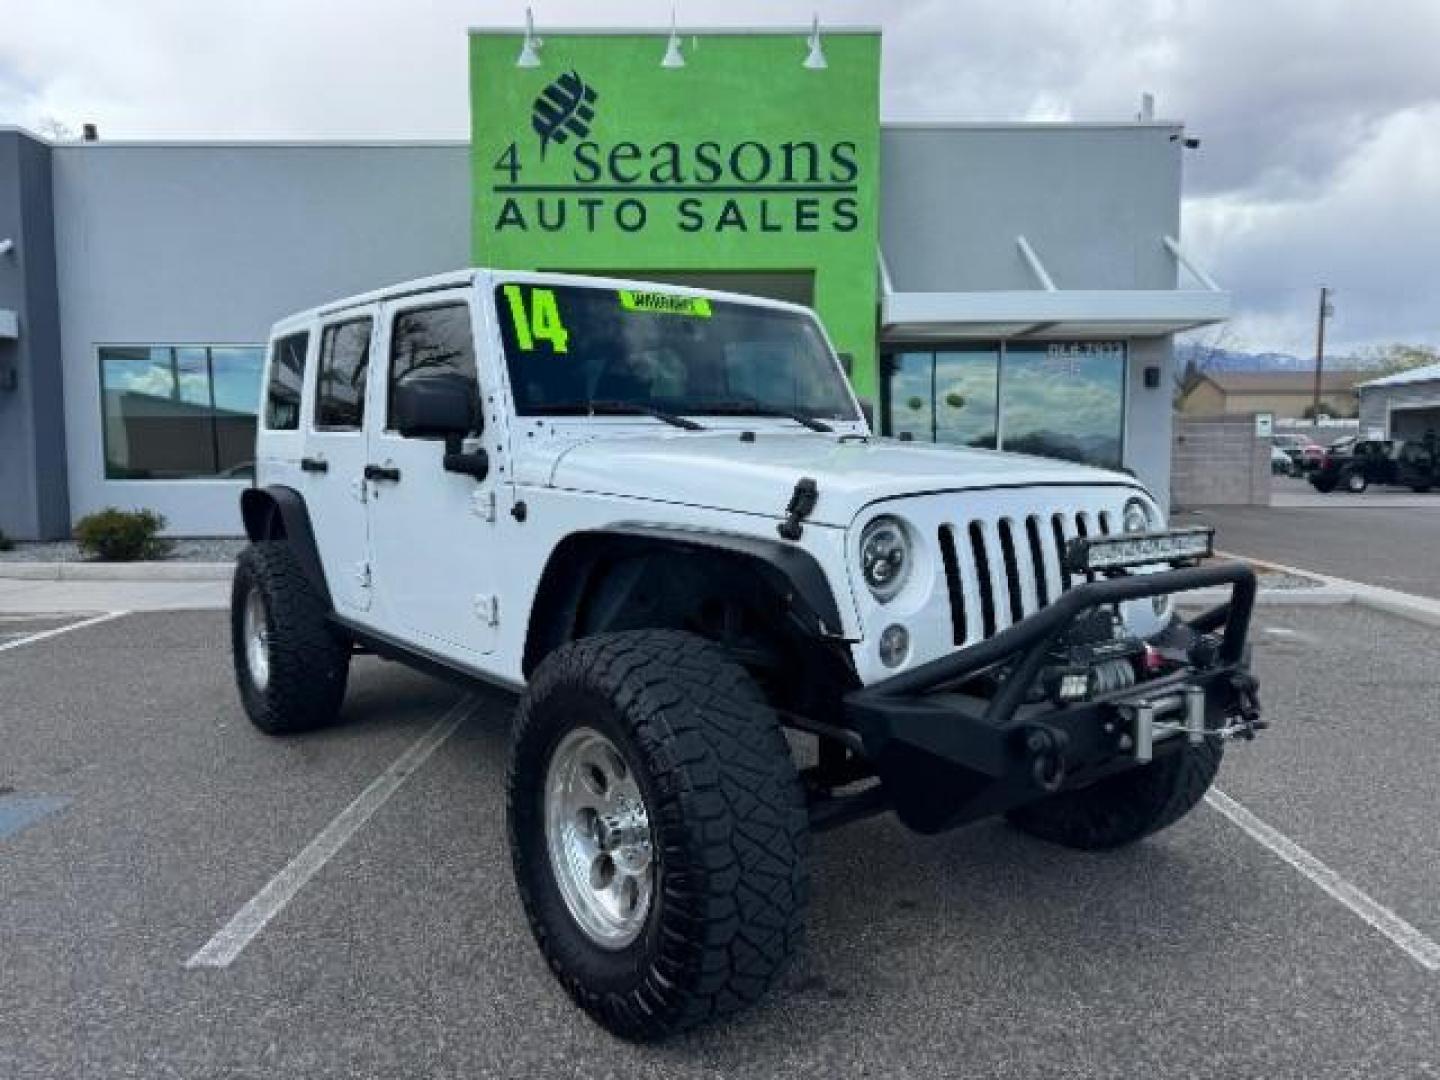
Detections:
[879, 235, 1230, 342]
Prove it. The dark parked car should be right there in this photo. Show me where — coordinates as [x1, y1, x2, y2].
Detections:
[1309, 437, 1440, 493]
[1396, 438, 1439, 492]
[1309, 438, 1397, 493]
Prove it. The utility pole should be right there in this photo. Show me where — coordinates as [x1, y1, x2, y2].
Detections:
[1311, 286, 1332, 421]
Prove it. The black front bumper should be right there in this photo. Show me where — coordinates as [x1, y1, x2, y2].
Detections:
[843, 561, 1262, 833]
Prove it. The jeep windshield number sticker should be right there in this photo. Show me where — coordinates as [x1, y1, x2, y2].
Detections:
[502, 284, 570, 353]
[618, 290, 712, 318]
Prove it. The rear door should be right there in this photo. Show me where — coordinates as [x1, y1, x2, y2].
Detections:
[303, 311, 377, 614]
[366, 290, 501, 657]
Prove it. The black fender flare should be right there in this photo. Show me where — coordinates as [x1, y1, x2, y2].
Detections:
[239, 486, 333, 608]
[522, 524, 850, 677]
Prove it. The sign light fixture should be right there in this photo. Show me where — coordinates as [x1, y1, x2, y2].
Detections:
[804, 14, 827, 69]
[661, 11, 685, 68]
[516, 8, 542, 69]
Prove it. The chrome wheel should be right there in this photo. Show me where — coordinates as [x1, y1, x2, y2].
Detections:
[243, 586, 270, 692]
[544, 727, 654, 949]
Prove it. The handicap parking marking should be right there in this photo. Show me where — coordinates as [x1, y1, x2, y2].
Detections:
[1207, 788, 1440, 973]
[0, 794, 72, 841]
[0, 610, 128, 654]
[185, 693, 479, 969]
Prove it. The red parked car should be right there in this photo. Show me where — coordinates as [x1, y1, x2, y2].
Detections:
[1271, 433, 1323, 475]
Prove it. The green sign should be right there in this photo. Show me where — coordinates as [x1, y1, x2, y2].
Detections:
[469, 30, 882, 395]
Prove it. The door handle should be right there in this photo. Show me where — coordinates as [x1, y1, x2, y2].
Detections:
[364, 464, 402, 483]
[300, 456, 329, 473]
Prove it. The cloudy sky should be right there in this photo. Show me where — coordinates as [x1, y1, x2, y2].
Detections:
[4, 0, 1436, 357]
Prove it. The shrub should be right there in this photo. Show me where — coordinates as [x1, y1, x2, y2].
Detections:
[0, 529, 13, 552]
[73, 508, 174, 562]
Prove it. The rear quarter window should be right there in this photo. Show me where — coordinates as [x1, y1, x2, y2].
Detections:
[314, 318, 374, 430]
[264, 332, 309, 431]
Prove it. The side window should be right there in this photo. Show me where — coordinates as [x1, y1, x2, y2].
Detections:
[314, 317, 373, 431]
[388, 302, 479, 433]
[264, 332, 309, 431]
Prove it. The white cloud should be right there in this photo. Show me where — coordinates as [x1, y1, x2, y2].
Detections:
[3, 0, 1437, 354]
[1185, 102, 1440, 356]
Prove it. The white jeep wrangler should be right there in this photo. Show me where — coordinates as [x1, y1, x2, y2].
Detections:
[233, 269, 1263, 1040]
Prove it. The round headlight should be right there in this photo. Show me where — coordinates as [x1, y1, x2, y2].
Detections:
[860, 516, 912, 602]
[1122, 497, 1153, 534]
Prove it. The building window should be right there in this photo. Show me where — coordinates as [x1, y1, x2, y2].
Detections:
[99, 345, 264, 480]
[315, 318, 373, 431]
[999, 343, 1126, 467]
[881, 341, 1125, 468]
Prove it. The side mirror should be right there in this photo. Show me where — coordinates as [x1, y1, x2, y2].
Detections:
[392, 373, 479, 440]
[392, 373, 489, 481]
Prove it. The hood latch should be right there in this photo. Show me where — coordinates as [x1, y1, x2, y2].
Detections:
[778, 477, 819, 541]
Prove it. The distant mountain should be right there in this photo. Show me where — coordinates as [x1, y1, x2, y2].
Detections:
[1174, 344, 1373, 374]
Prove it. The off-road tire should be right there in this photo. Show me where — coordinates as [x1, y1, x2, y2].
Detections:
[1005, 740, 1223, 850]
[231, 541, 350, 735]
[507, 629, 810, 1041]
[1310, 476, 1337, 494]
[1412, 485, 1432, 494]
[1344, 470, 1368, 494]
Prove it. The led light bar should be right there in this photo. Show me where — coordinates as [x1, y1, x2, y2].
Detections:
[1066, 527, 1214, 575]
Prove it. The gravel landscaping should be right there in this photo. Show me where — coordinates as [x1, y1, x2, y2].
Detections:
[0, 538, 246, 564]
[1256, 570, 1324, 590]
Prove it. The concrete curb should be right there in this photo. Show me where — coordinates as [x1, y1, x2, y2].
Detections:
[0, 561, 234, 582]
[1182, 551, 1440, 630]
[1183, 586, 1356, 607]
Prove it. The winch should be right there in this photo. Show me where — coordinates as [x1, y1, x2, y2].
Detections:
[1036, 607, 1145, 705]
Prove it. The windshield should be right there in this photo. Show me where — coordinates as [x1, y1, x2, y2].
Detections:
[494, 283, 858, 422]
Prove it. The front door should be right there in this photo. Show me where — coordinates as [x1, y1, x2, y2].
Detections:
[303, 312, 376, 614]
[367, 291, 500, 658]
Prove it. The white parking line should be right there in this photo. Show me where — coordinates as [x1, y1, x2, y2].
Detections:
[186, 694, 477, 969]
[1207, 788, 1440, 972]
[0, 611, 129, 654]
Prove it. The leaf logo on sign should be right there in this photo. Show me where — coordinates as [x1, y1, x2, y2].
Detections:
[531, 71, 598, 160]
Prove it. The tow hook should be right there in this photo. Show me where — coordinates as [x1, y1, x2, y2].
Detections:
[1023, 726, 1069, 792]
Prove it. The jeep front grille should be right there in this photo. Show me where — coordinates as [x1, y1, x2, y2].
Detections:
[938, 510, 1115, 646]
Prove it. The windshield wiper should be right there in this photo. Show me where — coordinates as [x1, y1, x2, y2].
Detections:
[539, 399, 705, 431]
[703, 399, 834, 433]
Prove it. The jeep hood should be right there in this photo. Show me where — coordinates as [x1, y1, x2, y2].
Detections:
[523, 431, 1138, 527]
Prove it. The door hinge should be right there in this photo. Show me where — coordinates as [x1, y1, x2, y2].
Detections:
[355, 562, 372, 590]
[350, 477, 368, 504]
[473, 593, 499, 627]
[471, 489, 497, 522]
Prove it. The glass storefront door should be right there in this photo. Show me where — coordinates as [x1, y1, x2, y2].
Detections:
[880, 341, 1126, 468]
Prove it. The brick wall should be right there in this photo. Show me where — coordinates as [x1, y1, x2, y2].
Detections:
[1171, 413, 1272, 507]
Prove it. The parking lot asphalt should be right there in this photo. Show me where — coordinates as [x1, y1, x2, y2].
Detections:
[2, 606, 1438, 1078]
[1182, 485, 1440, 598]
